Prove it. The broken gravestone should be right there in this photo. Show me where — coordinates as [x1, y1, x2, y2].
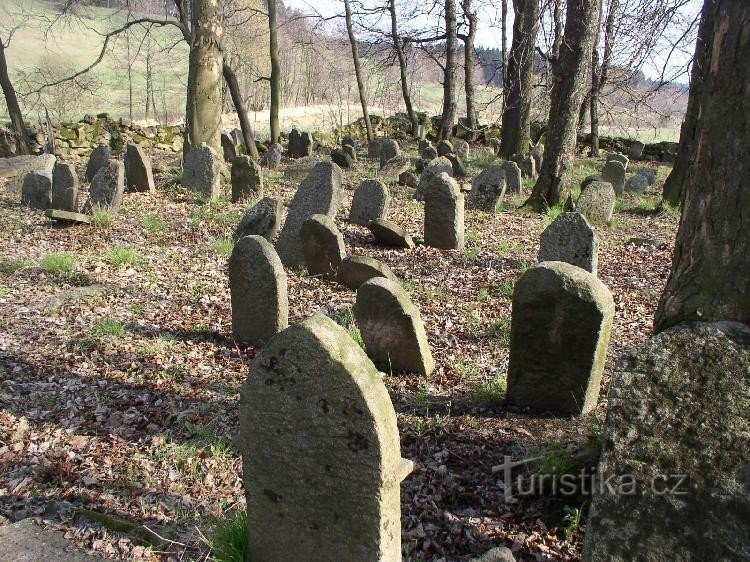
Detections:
[229, 235, 288, 346]
[183, 143, 222, 199]
[300, 214, 346, 279]
[45, 209, 91, 224]
[576, 181, 616, 224]
[239, 313, 413, 561]
[331, 148, 353, 169]
[288, 128, 313, 158]
[85, 144, 110, 182]
[124, 142, 155, 192]
[231, 155, 264, 204]
[506, 261, 614, 415]
[367, 218, 415, 249]
[51, 162, 79, 212]
[606, 151, 629, 169]
[82, 161, 125, 213]
[349, 179, 391, 225]
[538, 212, 599, 275]
[423, 172, 465, 250]
[234, 197, 283, 241]
[355, 277, 435, 376]
[601, 160, 626, 195]
[628, 141, 645, 160]
[337, 255, 398, 290]
[468, 166, 506, 211]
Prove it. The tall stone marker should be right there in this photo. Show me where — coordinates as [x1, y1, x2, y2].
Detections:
[229, 235, 288, 346]
[468, 165, 506, 211]
[502, 161, 522, 195]
[414, 156, 453, 200]
[602, 160, 626, 195]
[577, 181, 616, 224]
[231, 155, 264, 204]
[583, 322, 750, 562]
[124, 143, 155, 193]
[85, 145, 110, 182]
[379, 139, 401, 168]
[355, 277, 435, 376]
[21, 170, 53, 210]
[183, 143, 222, 199]
[538, 212, 599, 275]
[349, 179, 391, 225]
[423, 172, 465, 250]
[506, 261, 614, 415]
[276, 161, 343, 267]
[240, 313, 412, 561]
[82, 161, 125, 213]
[300, 214, 346, 278]
[51, 162, 79, 212]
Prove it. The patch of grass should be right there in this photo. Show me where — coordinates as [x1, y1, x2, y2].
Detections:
[562, 504, 585, 541]
[477, 287, 490, 302]
[0, 257, 33, 274]
[136, 336, 176, 358]
[41, 253, 76, 276]
[142, 213, 167, 233]
[464, 247, 480, 261]
[422, 282, 450, 301]
[90, 206, 115, 228]
[487, 316, 512, 345]
[453, 359, 477, 378]
[544, 203, 565, 225]
[660, 200, 681, 219]
[212, 237, 235, 256]
[0, 286, 9, 297]
[206, 509, 248, 562]
[93, 318, 124, 337]
[412, 382, 429, 409]
[496, 280, 515, 298]
[637, 197, 657, 212]
[335, 309, 364, 349]
[470, 376, 507, 406]
[153, 441, 203, 477]
[494, 240, 523, 258]
[537, 445, 575, 477]
[587, 420, 605, 448]
[108, 246, 143, 268]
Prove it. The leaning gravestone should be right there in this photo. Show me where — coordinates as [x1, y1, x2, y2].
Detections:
[488, 137, 501, 155]
[221, 132, 238, 161]
[355, 277, 435, 376]
[420, 143, 437, 161]
[229, 235, 288, 346]
[342, 134, 357, 148]
[423, 172, 465, 250]
[583, 321, 750, 562]
[367, 139, 382, 158]
[21, 170, 53, 210]
[337, 255, 398, 290]
[183, 143, 222, 199]
[502, 161, 522, 195]
[275, 161, 343, 267]
[378, 139, 401, 168]
[240, 313, 412, 561]
[342, 144, 357, 162]
[577, 181, 616, 224]
[234, 197, 283, 241]
[260, 143, 283, 169]
[231, 155, 264, 204]
[468, 166, 506, 211]
[82, 161, 125, 213]
[300, 214, 346, 279]
[379, 154, 410, 183]
[85, 145, 110, 182]
[124, 143, 155, 193]
[349, 179, 391, 225]
[51, 162, 79, 212]
[601, 160, 626, 195]
[367, 218, 415, 249]
[447, 153, 468, 178]
[331, 148, 353, 169]
[414, 156, 453, 200]
[454, 140, 470, 160]
[506, 261, 614, 415]
[538, 212, 598, 275]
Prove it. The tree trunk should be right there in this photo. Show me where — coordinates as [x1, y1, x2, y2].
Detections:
[654, 1, 750, 332]
[590, 0, 617, 157]
[499, 0, 539, 159]
[500, 0, 507, 99]
[438, 0, 458, 141]
[461, 0, 478, 131]
[0, 42, 30, 156]
[525, 0, 600, 211]
[184, 0, 224, 156]
[344, 0, 373, 142]
[389, 0, 418, 136]
[268, 0, 281, 143]
[223, 62, 260, 160]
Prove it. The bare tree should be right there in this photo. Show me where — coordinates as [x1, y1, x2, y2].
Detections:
[0, 26, 30, 154]
[267, 0, 281, 143]
[388, 0, 418, 135]
[438, 0, 458, 140]
[344, 0, 373, 141]
[589, 0, 619, 156]
[459, 0, 477, 132]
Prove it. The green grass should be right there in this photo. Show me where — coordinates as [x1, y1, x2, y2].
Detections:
[496, 281, 515, 298]
[487, 316, 512, 345]
[91, 207, 115, 228]
[453, 359, 477, 378]
[40, 252, 76, 276]
[93, 318, 125, 337]
[335, 309, 365, 349]
[0, 286, 10, 297]
[212, 237, 235, 256]
[206, 510, 248, 562]
[136, 336, 176, 358]
[537, 445, 575, 477]
[470, 376, 507, 406]
[142, 213, 167, 233]
[108, 246, 143, 268]
[412, 382, 430, 409]
[477, 287, 490, 302]
[494, 240, 523, 258]
[544, 203, 566, 225]
[0, 257, 33, 274]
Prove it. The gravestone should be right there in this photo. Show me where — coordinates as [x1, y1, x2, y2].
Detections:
[367, 218, 415, 249]
[506, 261, 614, 415]
[606, 151, 629, 169]
[367, 139, 382, 158]
[625, 174, 649, 193]
[447, 153, 468, 178]
[423, 172, 465, 250]
[124, 143, 155, 193]
[85, 145, 110, 182]
[234, 197, 283, 241]
[420, 143, 437, 160]
[581, 174, 602, 191]
[399, 171, 418, 188]
[601, 160, 626, 195]
[51, 162, 79, 212]
[260, 143, 283, 169]
[538, 212, 598, 275]
[221, 132, 238, 161]
[468, 165, 506, 211]
[288, 128, 313, 158]
[300, 214, 346, 278]
[0, 519, 93, 562]
[355, 277, 434, 376]
[488, 137, 501, 155]
[582, 321, 750, 562]
[379, 154, 410, 183]
[531, 144, 544, 173]
[230, 128, 245, 153]
[512, 153, 536, 179]
[82, 161, 125, 213]
[437, 140, 453, 157]
[331, 148, 353, 169]
[342, 144, 357, 162]
[45, 209, 90, 224]
[636, 168, 657, 186]
[455, 140, 470, 159]
[337, 255, 398, 290]
[21, 170, 53, 210]
[183, 143, 222, 199]
[414, 156, 453, 200]
[275, 161, 343, 267]
[239, 313, 412, 561]
[502, 161, 522, 195]
[628, 140, 645, 159]
[378, 139, 400, 168]
[349, 179, 391, 225]
[342, 134, 357, 148]
[229, 235, 288, 346]
[577, 181, 616, 224]
[231, 155, 264, 204]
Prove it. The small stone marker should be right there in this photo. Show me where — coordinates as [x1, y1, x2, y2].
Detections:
[51, 162, 79, 212]
[447, 153, 468, 178]
[582, 321, 750, 562]
[512, 153, 536, 179]
[230, 128, 245, 153]
[82, 161, 125, 213]
[576, 181, 616, 224]
[221, 132, 238, 161]
[415, 156, 453, 200]
[260, 143, 283, 169]
[636, 168, 657, 185]
[455, 139, 470, 159]
[488, 137, 501, 155]
[342, 144, 357, 162]
[538, 212, 599, 274]
[606, 151, 629, 169]
[421, 144, 438, 160]
[506, 261, 614, 415]
[468, 165, 506, 211]
[275, 161, 343, 267]
[379, 154, 410, 183]
[240, 313, 412, 561]
[183, 143, 222, 199]
[423, 172, 465, 250]
[349, 179, 391, 225]
[331, 148, 353, 169]
[437, 139, 453, 157]
[628, 140, 645, 159]
[300, 214, 346, 278]
[337, 255, 398, 289]
[342, 134, 357, 148]
[502, 161, 522, 194]
[45, 209, 91, 224]
[399, 171, 418, 187]
[231, 155, 264, 204]
[229, 235, 288, 346]
[378, 139, 401, 168]
[85, 144, 110, 182]
[124, 143, 155, 193]
[367, 139, 382, 158]
[625, 174, 649, 193]
[531, 144, 544, 173]
[234, 197, 283, 241]
[367, 218, 415, 249]
[21, 170, 53, 210]
[601, 160, 626, 195]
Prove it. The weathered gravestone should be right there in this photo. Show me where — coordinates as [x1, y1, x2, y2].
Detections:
[21, 170, 53, 210]
[423, 172, 465, 250]
[300, 214, 346, 278]
[378, 139, 401, 168]
[447, 153, 468, 178]
[337, 255, 398, 290]
[82, 161, 125, 213]
[367, 139, 382, 158]
[342, 134, 357, 148]
[468, 165, 506, 211]
[288, 128, 313, 158]
[230, 128, 245, 153]
[414, 156, 453, 200]
[331, 148, 353, 169]
[512, 153, 536, 179]
[221, 132, 238, 161]
[455, 139, 470, 159]
[124, 143, 155, 193]
[506, 262, 614, 415]
[583, 321, 750, 562]
[625, 174, 649, 193]
[577, 181, 616, 224]
[636, 168, 657, 186]
[581, 174, 603, 191]
[502, 161, 522, 195]
[85, 145, 110, 182]
[488, 137, 501, 155]
[379, 154, 410, 183]
[399, 171, 418, 188]
[349, 179, 391, 225]
[229, 235, 288, 346]
[628, 140, 645, 160]
[260, 142, 283, 169]
[606, 151, 629, 169]
[234, 197, 283, 241]
[420, 143, 438, 161]
[45, 209, 90, 224]
[601, 160, 626, 195]
[538, 212, 598, 274]
[275, 161, 343, 267]
[51, 162, 79, 212]
[531, 144, 544, 173]
[355, 277, 435, 376]
[437, 139, 453, 157]
[367, 218, 415, 249]
[231, 155, 264, 204]
[342, 144, 357, 162]
[240, 313, 413, 561]
[183, 143, 222, 199]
